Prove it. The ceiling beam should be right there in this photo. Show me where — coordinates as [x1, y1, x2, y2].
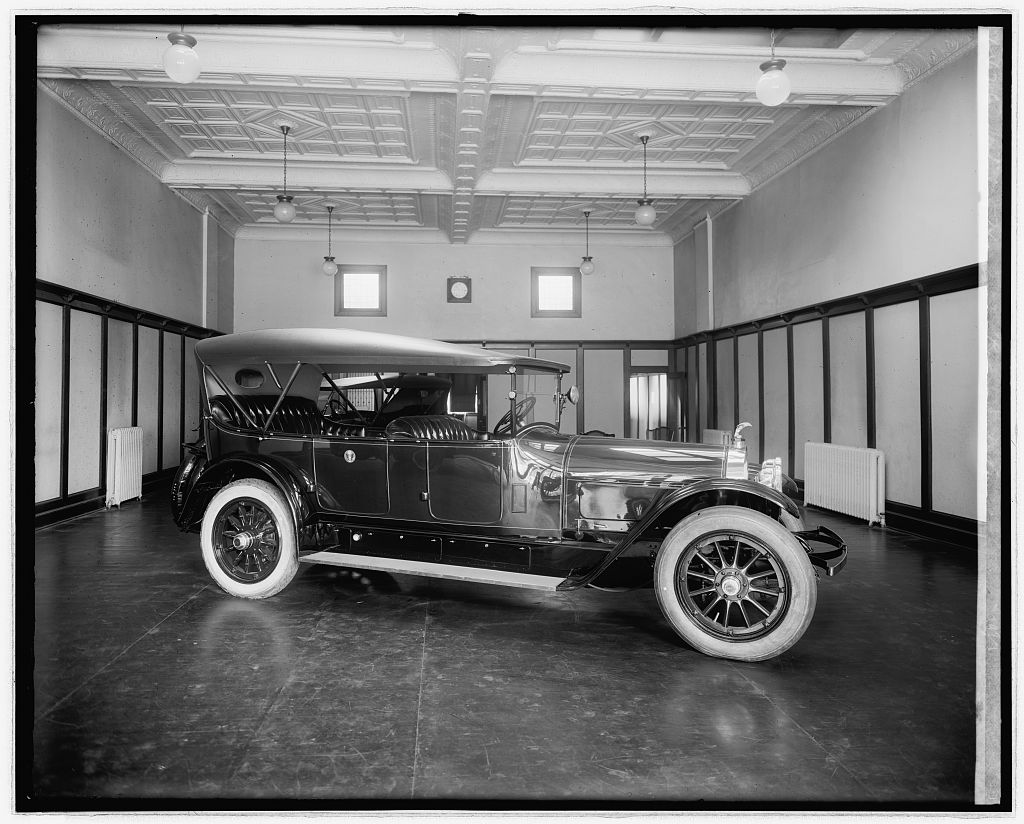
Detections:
[492, 46, 905, 102]
[475, 168, 750, 198]
[36, 25, 460, 86]
[161, 161, 453, 192]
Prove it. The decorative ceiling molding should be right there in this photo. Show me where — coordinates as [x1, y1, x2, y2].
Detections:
[742, 106, 876, 192]
[172, 187, 242, 234]
[894, 30, 977, 88]
[37, 78, 172, 179]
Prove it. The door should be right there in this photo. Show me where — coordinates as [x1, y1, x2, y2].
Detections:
[313, 438, 389, 514]
[426, 442, 505, 524]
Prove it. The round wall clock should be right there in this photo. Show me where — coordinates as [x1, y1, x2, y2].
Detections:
[447, 276, 472, 303]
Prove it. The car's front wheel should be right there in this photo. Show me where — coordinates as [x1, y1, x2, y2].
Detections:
[654, 506, 816, 661]
[200, 479, 298, 599]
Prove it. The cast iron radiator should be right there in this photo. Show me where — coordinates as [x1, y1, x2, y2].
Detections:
[105, 426, 143, 508]
[804, 442, 886, 526]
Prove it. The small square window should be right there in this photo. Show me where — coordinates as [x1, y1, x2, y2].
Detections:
[335, 265, 387, 317]
[531, 267, 581, 318]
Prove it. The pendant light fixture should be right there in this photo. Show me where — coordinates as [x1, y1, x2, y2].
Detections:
[322, 205, 338, 275]
[579, 209, 595, 275]
[273, 122, 296, 223]
[634, 131, 656, 226]
[755, 29, 791, 107]
[162, 27, 201, 84]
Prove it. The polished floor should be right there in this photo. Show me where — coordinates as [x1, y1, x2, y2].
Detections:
[29, 487, 977, 806]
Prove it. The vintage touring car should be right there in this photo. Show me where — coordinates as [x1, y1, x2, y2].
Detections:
[171, 328, 846, 661]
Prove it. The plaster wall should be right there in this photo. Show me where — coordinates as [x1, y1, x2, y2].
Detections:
[672, 232, 696, 337]
[711, 55, 978, 326]
[36, 87, 204, 323]
[232, 234, 674, 341]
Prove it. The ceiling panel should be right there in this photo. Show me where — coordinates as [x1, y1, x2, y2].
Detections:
[35, 22, 977, 240]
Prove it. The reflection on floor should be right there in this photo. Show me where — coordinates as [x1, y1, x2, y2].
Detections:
[30, 487, 977, 806]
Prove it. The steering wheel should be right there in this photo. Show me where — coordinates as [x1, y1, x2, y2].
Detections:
[516, 421, 559, 437]
[493, 396, 536, 435]
[322, 391, 366, 425]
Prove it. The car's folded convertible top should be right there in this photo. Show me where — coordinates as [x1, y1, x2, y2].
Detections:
[196, 328, 571, 375]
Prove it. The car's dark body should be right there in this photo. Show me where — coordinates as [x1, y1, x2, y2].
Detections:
[173, 328, 846, 660]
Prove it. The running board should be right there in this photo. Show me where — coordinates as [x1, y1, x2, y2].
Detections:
[299, 551, 565, 591]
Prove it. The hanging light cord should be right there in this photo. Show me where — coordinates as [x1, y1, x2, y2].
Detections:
[584, 211, 590, 256]
[770, 28, 777, 59]
[642, 135, 649, 200]
[281, 125, 290, 196]
[327, 206, 333, 257]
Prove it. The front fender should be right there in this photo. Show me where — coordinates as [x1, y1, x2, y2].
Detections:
[559, 479, 802, 590]
[175, 453, 314, 537]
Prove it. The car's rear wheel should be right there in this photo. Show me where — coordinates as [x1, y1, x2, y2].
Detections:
[654, 506, 816, 661]
[200, 479, 298, 599]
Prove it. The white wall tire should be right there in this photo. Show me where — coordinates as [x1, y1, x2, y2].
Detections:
[200, 479, 299, 599]
[654, 506, 817, 662]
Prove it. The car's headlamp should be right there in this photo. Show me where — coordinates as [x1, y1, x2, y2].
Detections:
[756, 457, 784, 492]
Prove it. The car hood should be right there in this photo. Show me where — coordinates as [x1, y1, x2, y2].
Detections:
[565, 436, 745, 487]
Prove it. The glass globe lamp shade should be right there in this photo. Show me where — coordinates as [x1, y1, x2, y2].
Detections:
[634, 200, 657, 227]
[756, 59, 791, 107]
[322, 256, 339, 276]
[579, 256, 595, 276]
[163, 33, 200, 84]
[274, 195, 296, 223]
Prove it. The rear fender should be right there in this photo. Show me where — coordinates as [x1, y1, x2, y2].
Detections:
[175, 454, 314, 539]
[560, 479, 802, 590]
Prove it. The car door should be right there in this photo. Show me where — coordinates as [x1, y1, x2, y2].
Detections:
[312, 437, 390, 514]
[425, 440, 505, 524]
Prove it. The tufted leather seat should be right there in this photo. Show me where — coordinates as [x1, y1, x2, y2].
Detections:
[384, 415, 480, 441]
[209, 395, 364, 438]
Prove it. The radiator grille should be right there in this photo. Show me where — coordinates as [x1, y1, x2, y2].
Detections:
[105, 427, 143, 508]
[804, 442, 885, 526]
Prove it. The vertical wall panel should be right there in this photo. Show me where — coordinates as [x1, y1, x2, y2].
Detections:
[697, 342, 707, 436]
[66, 311, 103, 494]
[715, 338, 735, 430]
[534, 348, 578, 433]
[792, 320, 824, 479]
[930, 288, 980, 518]
[829, 312, 868, 448]
[106, 319, 134, 432]
[583, 348, 625, 436]
[686, 346, 698, 441]
[183, 337, 201, 445]
[736, 334, 760, 464]
[875, 302, 922, 506]
[35, 302, 63, 502]
[762, 327, 789, 472]
[137, 326, 160, 474]
[162, 332, 183, 470]
[631, 349, 668, 367]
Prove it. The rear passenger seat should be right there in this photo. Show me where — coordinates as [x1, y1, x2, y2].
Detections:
[209, 395, 365, 437]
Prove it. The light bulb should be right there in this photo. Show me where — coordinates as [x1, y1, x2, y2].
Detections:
[634, 200, 657, 226]
[322, 256, 339, 276]
[274, 195, 296, 223]
[163, 33, 200, 84]
[579, 257, 595, 275]
[756, 59, 791, 107]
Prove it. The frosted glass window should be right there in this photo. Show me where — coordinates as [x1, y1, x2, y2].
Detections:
[531, 267, 581, 318]
[344, 273, 379, 308]
[538, 276, 574, 311]
[335, 266, 387, 316]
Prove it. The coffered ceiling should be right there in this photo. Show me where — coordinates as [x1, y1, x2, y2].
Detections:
[35, 22, 977, 242]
